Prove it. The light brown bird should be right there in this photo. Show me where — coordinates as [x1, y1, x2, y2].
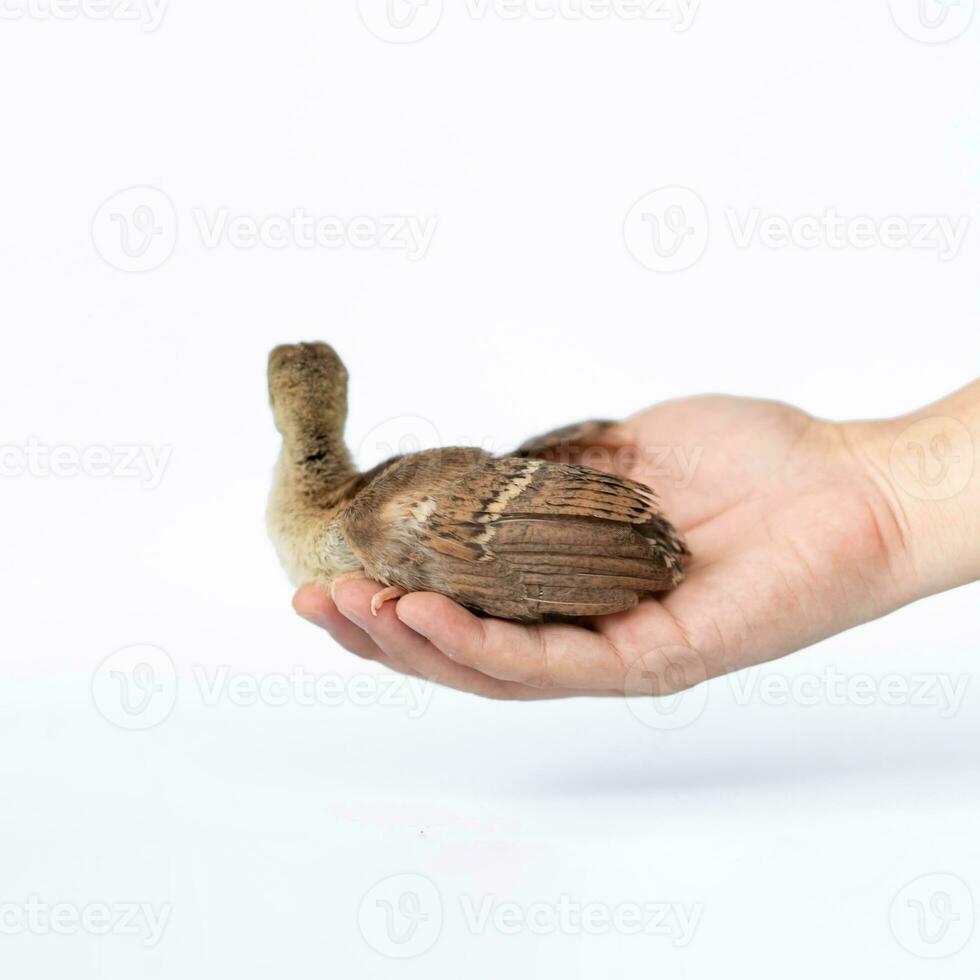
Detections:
[267, 342, 687, 623]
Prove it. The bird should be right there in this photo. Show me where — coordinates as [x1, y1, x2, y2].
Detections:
[267, 342, 688, 623]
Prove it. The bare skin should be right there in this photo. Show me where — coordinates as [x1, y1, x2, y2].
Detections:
[293, 385, 980, 701]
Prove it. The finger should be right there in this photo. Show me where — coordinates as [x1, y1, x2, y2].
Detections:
[395, 593, 627, 691]
[332, 579, 583, 700]
[292, 584, 421, 677]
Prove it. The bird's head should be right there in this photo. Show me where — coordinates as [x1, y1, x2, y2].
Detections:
[268, 341, 349, 442]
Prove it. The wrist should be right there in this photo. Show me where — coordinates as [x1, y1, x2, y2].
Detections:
[843, 389, 980, 603]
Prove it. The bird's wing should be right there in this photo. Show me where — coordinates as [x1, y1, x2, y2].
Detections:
[514, 418, 626, 459]
[341, 448, 686, 622]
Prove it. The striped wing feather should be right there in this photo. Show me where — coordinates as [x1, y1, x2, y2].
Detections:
[343, 450, 686, 622]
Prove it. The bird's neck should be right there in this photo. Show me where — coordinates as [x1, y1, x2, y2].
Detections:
[278, 424, 358, 509]
[266, 459, 364, 586]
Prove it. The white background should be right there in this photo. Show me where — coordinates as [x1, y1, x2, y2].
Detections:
[1, 0, 979, 976]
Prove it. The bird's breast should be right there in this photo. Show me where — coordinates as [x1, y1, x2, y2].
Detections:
[318, 518, 364, 581]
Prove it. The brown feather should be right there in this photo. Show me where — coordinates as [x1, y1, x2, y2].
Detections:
[341, 448, 686, 622]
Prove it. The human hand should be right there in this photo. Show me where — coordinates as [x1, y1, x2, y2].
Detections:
[293, 387, 979, 699]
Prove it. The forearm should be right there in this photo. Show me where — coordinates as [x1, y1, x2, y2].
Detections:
[847, 379, 980, 602]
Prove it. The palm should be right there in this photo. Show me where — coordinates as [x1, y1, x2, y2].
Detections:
[595, 397, 900, 688]
[296, 398, 904, 700]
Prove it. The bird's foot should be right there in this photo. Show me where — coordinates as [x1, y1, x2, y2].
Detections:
[370, 586, 408, 617]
